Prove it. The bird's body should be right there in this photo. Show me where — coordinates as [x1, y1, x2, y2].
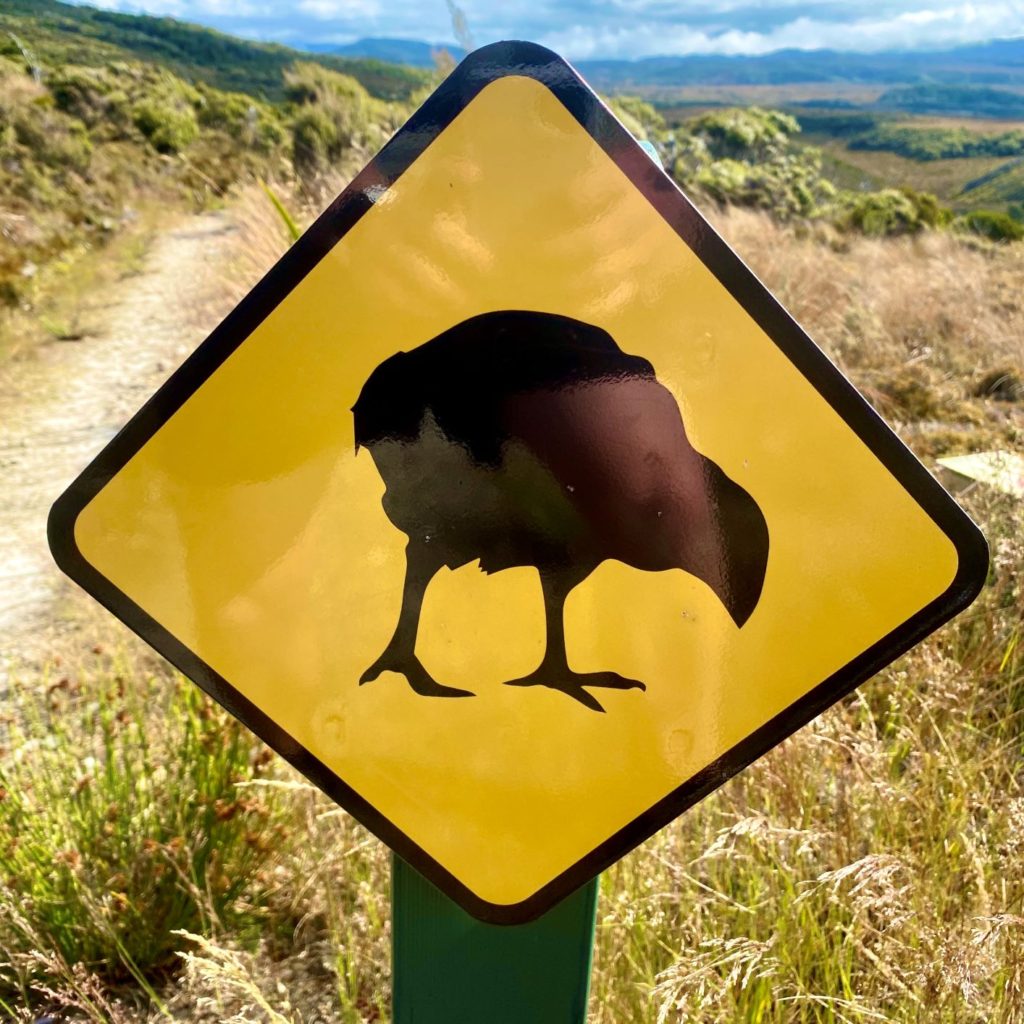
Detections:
[353, 310, 768, 709]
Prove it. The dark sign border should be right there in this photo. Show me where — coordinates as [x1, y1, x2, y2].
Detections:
[48, 41, 988, 925]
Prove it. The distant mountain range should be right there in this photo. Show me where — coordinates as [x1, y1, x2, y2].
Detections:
[311, 35, 1024, 91]
[577, 38, 1024, 90]
[7, 0, 1024, 119]
[303, 37, 466, 67]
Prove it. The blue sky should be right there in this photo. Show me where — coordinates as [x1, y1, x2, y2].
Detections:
[72, 0, 1024, 59]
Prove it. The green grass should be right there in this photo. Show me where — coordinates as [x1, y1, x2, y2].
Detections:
[848, 122, 1024, 161]
[959, 158, 1024, 207]
[0, 652, 288, 1011]
[810, 139, 1011, 206]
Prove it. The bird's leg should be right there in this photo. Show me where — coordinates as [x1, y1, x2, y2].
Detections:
[504, 569, 645, 712]
[360, 542, 474, 698]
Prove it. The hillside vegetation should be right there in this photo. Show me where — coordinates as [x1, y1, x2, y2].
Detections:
[0, 51, 286, 319]
[849, 123, 1024, 161]
[4, 36, 1022, 364]
[959, 160, 1024, 213]
[663, 89, 1024, 213]
[661, 97, 1024, 220]
[0, 0, 428, 101]
[644, 101, 1023, 238]
[2, 0, 1023, 352]
[0, 0, 432, 358]
[0, 33, 427, 353]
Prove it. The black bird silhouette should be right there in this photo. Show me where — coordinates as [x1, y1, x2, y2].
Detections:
[353, 310, 769, 711]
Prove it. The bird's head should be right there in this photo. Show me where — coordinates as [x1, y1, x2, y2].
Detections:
[705, 467, 769, 629]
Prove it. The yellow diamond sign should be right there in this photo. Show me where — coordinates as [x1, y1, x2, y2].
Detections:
[49, 43, 987, 923]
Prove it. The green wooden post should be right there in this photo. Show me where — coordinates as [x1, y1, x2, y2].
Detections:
[392, 855, 599, 1023]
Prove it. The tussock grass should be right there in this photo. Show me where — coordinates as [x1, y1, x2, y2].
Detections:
[0, 650, 287, 1014]
[3, 198, 1023, 1021]
[593, 510, 1024, 1021]
[716, 207, 1024, 456]
[586, 213, 1024, 1023]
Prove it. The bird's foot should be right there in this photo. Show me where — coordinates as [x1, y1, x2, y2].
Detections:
[504, 669, 645, 712]
[359, 651, 474, 698]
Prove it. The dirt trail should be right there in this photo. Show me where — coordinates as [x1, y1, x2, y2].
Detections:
[0, 212, 237, 680]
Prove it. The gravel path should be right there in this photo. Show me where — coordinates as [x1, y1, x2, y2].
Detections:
[0, 212, 237, 680]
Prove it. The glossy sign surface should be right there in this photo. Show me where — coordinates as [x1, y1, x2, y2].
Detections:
[49, 43, 987, 923]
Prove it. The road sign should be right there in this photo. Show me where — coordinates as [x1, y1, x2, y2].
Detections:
[49, 41, 987, 924]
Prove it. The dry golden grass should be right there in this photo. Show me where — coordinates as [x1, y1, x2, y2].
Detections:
[714, 206, 1024, 457]
[3, 192, 1023, 1022]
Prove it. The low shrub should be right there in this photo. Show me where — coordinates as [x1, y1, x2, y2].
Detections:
[196, 84, 286, 154]
[693, 151, 837, 219]
[132, 95, 199, 154]
[836, 187, 949, 236]
[686, 106, 801, 163]
[48, 65, 142, 149]
[284, 62, 401, 183]
[849, 122, 1024, 161]
[0, 657, 287, 1004]
[607, 94, 665, 140]
[12, 108, 93, 173]
[955, 209, 1024, 243]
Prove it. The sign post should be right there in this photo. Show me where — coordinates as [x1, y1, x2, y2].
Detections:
[49, 39, 987, 1013]
[393, 857, 598, 1022]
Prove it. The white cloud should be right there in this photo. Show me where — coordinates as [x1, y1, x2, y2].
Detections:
[542, 2, 1024, 57]
[62, 0, 1024, 58]
[605, 0, 843, 12]
[193, 0, 275, 15]
[72, 0, 267, 15]
[230, 22, 306, 40]
[108, 0, 189, 15]
[295, 0, 380, 20]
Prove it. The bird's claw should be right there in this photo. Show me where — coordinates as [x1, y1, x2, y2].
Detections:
[360, 651, 475, 698]
[505, 670, 645, 712]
